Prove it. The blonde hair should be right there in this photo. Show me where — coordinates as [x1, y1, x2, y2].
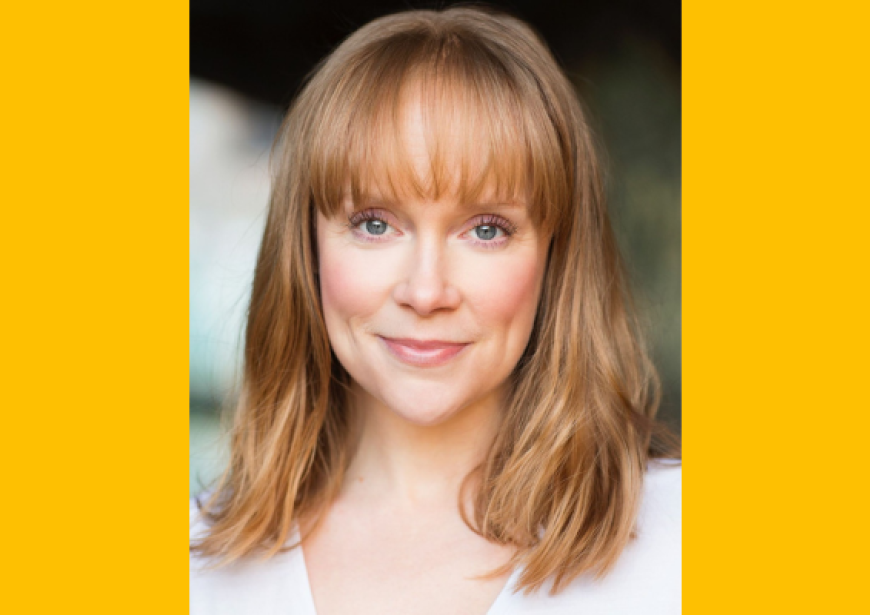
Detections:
[192, 6, 677, 594]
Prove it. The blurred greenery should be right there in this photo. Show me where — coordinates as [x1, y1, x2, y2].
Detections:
[190, 408, 227, 498]
[576, 39, 681, 433]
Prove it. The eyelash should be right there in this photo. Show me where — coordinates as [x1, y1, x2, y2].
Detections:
[345, 210, 517, 247]
[470, 214, 517, 248]
[346, 210, 392, 242]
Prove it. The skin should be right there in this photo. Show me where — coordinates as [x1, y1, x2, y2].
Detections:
[304, 97, 550, 614]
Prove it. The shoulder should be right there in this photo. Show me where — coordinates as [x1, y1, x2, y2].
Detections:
[632, 461, 682, 588]
[189, 500, 314, 615]
[493, 463, 682, 614]
[639, 460, 682, 537]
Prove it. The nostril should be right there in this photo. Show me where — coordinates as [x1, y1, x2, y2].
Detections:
[392, 276, 460, 316]
[391, 241, 461, 314]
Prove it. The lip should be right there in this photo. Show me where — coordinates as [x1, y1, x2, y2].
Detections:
[379, 336, 470, 367]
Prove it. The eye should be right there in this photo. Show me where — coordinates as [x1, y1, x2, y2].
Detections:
[465, 214, 517, 247]
[472, 224, 503, 241]
[363, 219, 388, 236]
[347, 209, 395, 240]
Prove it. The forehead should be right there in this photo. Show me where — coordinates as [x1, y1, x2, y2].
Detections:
[367, 81, 528, 206]
[304, 36, 570, 232]
[347, 91, 518, 204]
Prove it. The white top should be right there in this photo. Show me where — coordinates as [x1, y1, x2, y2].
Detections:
[191, 463, 681, 614]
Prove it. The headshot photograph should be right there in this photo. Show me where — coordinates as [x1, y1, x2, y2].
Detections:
[189, 1, 682, 612]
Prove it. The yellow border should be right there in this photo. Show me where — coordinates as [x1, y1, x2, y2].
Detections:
[685, 1, 869, 612]
[2, 2, 188, 612]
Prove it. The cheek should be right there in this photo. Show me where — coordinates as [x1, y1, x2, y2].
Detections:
[318, 236, 393, 324]
[319, 256, 362, 319]
[459, 250, 545, 330]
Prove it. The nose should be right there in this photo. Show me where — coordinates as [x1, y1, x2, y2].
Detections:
[392, 239, 461, 316]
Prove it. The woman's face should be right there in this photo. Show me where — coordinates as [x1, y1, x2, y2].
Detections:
[316, 103, 549, 427]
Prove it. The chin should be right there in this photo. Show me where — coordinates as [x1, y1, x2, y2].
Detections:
[382, 391, 465, 427]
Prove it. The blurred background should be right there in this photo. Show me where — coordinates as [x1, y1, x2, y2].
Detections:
[190, 0, 681, 496]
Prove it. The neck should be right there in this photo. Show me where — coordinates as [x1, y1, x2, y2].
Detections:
[343, 383, 503, 508]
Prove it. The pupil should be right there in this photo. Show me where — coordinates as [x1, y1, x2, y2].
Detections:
[476, 225, 497, 240]
[365, 220, 386, 235]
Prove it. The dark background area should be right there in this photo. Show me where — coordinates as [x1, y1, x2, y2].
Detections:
[191, 0, 680, 108]
[189, 0, 681, 439]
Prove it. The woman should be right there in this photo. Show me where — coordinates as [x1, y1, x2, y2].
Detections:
[191, 6, 680, 613]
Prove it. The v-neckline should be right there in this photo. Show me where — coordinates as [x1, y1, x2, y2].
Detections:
[289, 527, 520, 615]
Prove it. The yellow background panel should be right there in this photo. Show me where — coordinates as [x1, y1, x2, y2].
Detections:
[684, 0, 869, 612]
[1, 1, 189, 612]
